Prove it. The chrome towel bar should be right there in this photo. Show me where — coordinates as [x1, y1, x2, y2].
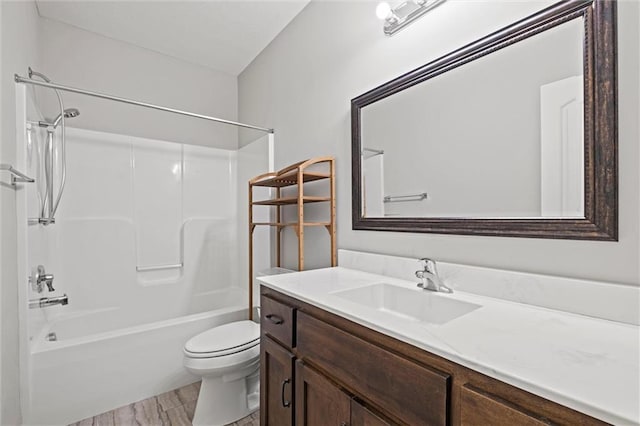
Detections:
[0, 163, 35, 185]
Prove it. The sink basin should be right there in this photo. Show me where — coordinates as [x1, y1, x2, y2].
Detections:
[333, 283, 481, 325]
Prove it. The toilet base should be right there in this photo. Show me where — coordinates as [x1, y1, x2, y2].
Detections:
[192, 373, 258, 426]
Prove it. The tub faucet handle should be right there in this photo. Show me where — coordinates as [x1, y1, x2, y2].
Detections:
[31, 265, 55, 293]
[45, 278, 55, 292]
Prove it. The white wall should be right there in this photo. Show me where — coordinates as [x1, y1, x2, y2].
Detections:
[38, 17, 239, 150]
[239, 0, 640, 285]
[0, 2, 41, 423]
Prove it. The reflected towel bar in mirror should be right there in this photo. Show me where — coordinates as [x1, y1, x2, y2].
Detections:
[362, 147, 385, 158]
[384, 192, 428, 203]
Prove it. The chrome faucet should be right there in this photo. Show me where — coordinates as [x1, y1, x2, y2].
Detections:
[29, 294, 69, 309]
[415, 258, 452, 293]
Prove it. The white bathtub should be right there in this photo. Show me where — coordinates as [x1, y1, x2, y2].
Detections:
[25, 288, 249, 426]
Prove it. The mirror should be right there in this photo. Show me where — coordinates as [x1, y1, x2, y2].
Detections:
[352, 0, 617, 240]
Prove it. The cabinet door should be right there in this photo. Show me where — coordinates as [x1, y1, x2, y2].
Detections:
[351, 400, 392, 426]
[261, 336, 295, 426]
[295, 360, 351, 426]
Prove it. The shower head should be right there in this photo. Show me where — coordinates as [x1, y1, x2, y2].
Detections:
[52, 108, 80, 128]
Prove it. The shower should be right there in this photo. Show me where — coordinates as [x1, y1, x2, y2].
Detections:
[28, 67, 80, 225]
[51, 108, 80, 128]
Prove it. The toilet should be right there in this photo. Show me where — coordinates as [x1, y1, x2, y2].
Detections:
[184, 320, 260, 426]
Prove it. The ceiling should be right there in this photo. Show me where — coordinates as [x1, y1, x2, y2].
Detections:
[35, 1, 310, 76]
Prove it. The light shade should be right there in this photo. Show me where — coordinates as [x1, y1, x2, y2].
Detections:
[380, 0, 446, 36]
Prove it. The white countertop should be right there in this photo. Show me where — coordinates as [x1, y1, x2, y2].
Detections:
[258, 266, 640, 426]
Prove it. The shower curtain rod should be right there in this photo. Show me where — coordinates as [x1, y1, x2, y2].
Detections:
[14, 74, 274, 134]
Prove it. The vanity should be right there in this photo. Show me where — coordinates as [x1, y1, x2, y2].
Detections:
[257, 252, 639, 426]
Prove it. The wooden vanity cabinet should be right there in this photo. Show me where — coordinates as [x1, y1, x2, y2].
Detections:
[260, 287, 609, 426]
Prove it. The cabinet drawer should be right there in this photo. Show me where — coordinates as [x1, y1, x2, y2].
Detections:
[461, 384, 552, 426]
[297, 312, 450, 426]
[261, 296, 295, 348]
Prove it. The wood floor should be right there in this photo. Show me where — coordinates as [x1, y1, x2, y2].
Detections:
[69, 382, 259, 426]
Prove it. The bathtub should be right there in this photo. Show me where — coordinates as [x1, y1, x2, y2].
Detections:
[25, 288, 249, 426]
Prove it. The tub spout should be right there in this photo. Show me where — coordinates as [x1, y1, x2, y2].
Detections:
[29, 294, 69, 309]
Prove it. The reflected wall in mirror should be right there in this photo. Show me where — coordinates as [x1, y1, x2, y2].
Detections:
[362, 18, 584, 219]
[352, 0, 617, 240]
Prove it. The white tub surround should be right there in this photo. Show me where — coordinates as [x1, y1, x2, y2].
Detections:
[258, 253, 640, 425]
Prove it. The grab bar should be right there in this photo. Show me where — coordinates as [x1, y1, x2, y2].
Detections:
[0, 163, 35, 185]
[384, 192, 428, 203]
[136, 263, 183, 272]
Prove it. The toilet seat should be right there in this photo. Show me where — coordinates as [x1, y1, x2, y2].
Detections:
[184, 320, 259, 359]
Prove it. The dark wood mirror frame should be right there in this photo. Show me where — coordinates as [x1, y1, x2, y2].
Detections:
[351, 0, 617, 240]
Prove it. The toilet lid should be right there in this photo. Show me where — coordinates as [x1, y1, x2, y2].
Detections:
[185, 320, 260, 358]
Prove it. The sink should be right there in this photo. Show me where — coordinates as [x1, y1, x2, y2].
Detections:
[333, 283, 481, 325]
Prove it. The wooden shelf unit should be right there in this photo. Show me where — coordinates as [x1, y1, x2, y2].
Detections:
[249, 157, 336, 317]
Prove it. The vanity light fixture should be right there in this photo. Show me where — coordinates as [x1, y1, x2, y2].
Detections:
[376, 0, 445, 36]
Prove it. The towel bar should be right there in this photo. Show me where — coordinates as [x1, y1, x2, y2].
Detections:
[136, 263, 183, 272]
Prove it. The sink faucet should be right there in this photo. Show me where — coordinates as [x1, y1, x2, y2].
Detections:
[415, 258, 452, 293]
